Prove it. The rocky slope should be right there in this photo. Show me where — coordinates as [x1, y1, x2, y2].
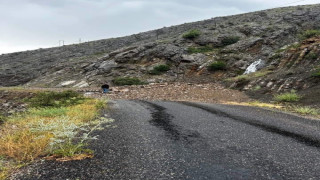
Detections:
[0, 4, 319, 104]
[228, 36, 320, 105]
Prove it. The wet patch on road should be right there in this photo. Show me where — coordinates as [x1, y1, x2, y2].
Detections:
[181, 102, 320, 148]
[139, 100, 202, 143]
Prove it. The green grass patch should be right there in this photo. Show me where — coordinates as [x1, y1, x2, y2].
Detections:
[312, 68, 320, 77]
[113, 77, 145, 86]
[183, 29, 201, 39]
[187, 46, 214, 54]
[292, 106, 319, 116]
[299, 29, 320, 40]
[274, 91, 301, 102]
[29, 107, 67, 117]
[221, 36, 240, 46]
[27, 90, 85, 108]
[52, 142, 93, 158]
[207, 61, 227, 71]
[149, 64, 170, 75]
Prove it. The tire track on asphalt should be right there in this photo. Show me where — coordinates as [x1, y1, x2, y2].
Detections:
[181, 102, 320, 148]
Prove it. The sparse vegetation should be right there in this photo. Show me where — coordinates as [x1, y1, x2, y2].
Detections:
[270, 53, 282, 60]
[182, 29, 201, 39]
[274, 91, 301, 102]
[221, 36, 240, 46]
[27, 90, 84, 108]
[149, 64, 170, 75]
[253, 85, 261, 91]
[0, 91, 110, 178]
[207, 61, 227, 71]
[187, 46, 214, 54]
[299, 29, 320, 40]
[292, 106, 319, 115]
[226, 70, 272, 82]
[312, 68, 320, 77]
[0, 113, 5, 123]
[305, 52, 318, 60]
[113, 77, 145, 86]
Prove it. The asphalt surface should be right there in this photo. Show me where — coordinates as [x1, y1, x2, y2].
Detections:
[13, 100, 320, 180]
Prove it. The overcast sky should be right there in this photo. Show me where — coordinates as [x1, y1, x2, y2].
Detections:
[0, 0, 319, 54]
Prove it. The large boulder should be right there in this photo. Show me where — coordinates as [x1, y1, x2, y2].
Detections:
[98, 60, 118, 74]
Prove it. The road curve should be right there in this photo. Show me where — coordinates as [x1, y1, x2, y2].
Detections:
[13, 100, 320, 180]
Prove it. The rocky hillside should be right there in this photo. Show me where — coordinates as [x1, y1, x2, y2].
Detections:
[1, 4, 320, 94]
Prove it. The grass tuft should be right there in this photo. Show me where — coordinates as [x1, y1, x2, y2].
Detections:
[312, 69, 320, 77]
[292, 106, 319, 115]
[207, 61, 226, 71]
[221, 36, 240, 46]
[182, 29, 201, 39]
[274, 91, 301, 102]
[149, 64, 170, 75]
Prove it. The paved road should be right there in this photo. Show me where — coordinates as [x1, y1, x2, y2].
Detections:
[15, 100, 320, 179]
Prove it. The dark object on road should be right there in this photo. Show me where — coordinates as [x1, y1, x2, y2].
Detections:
[101, 84, 110, 93]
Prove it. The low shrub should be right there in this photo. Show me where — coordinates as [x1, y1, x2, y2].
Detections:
[305, 52, 318, 60]
[187, 46, 214, 54]
[274, 91, 301, 102]
[312, 69, 320, 77]
[221, 36, 240, 46]
[95, 100, 107, 110]
[113, 77, 145, 86]
[207, 61, 227, 71]
[27, 90, 84, 108]
[299, 29, 320, 40]
[183, 29, 201, 39]
[153, 64, 170, 72]
[149, 64, 170, 75]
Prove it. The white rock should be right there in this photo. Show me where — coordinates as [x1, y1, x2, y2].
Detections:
[120, 88, 129, 92]
[84, 92, 94, 97]
[73, 81, 89, 88]
[244, 59, 265, 74]
[60, 80, 76, 86]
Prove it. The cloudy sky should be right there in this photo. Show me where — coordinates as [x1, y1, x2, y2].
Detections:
[0, 0, 319, 54]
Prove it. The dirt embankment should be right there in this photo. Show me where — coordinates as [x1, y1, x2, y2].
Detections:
[88, 82, 251, 103]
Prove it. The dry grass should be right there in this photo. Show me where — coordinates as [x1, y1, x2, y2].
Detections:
[224, 101, 320, 119]
[0, 128, 52, 161]
[224, 101, 283, 109]
[0, 98, 107, 178]
[226, 70, 272, 82]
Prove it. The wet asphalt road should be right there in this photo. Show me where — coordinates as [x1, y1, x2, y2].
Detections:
[15, 100, 320, 180]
